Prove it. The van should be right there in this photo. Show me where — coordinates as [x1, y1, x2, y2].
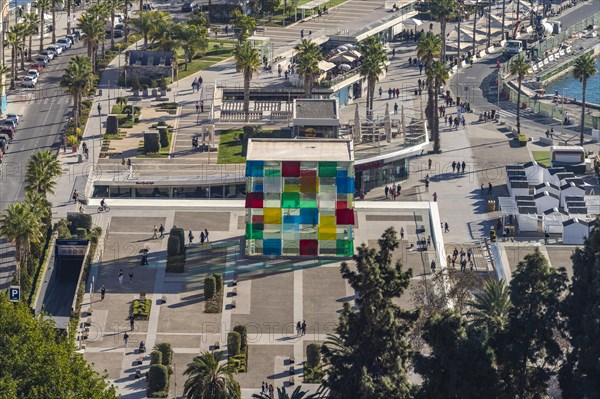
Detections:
[504, 40, 523, 55]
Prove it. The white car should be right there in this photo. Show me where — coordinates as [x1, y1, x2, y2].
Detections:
[57, 38, 72, 49]
[40, 49, 55, 60]
[27, 69, 40, 78]
[22, 75, 38, 88]
[47, 44, 63, 55]
[6, 113, 19, 125]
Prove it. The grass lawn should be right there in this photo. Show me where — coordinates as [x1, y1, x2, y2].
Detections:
[217, 129, 245, 164]
[258, 0, 349, 26]
[532, 151, 551, 168]
[177, 39, 236, 80]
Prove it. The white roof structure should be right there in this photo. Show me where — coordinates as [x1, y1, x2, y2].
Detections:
[318, 60, 336, 72]
[246, 139, 354, 162]
[298, 0, 328, 9]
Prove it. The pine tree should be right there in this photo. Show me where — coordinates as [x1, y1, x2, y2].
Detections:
[321, 228, 418, 399]
[497, 249, 568, 399]
[559, 219, 600, 399]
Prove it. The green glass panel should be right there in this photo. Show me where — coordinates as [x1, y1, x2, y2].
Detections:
[319, 162, 338, 178]
[265, 168, 281, 177]
[336, 240, 354, 256]
[282, 192, 300, 208]
[300, 199, 317, 208]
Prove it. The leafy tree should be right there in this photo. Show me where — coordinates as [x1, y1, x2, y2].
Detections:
[294, 39, 322, 97]
[427, 60, 449, 153]
[508, 56, 530, 135]
[173, 23, 208, 70]
[231, 9, 256, 42]
[321, 227, 418, 399]
[559, 219, 600, 398]
[572, 53, 597, 145]
[60, 56, 94, 136]
[359, 36, 388, 121]
[259, 0, 280, 14]
[416, 32, 442, 136]
[0, 295, 118, 398]
[414, 310, 504, 398]
[252, 386, 320, 399]
[234, 41, 260, 123]
[429, 0, 457, 61]
[497, 249, 568, 399]
[467, 278, 511, 337]
[183, 351, 241, 399]
[25, 149, 62, 195]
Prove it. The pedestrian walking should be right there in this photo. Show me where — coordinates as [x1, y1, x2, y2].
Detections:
[467, 248, 472, 261]
[424, 179, 429, 191]
[431, 260, 436, 273]
[451, 161, 456, 172]
[433, 192, 438, 202]
[72, 189, 78, 203]
[152, 225, 158, 239]
[400, 227, 405, 240]
[428, 158, 432, 169]
[200, 100, 204, 113]
[188, 230, 194, 244]
[129, 268, 134, 282]
[123, 332, 129, 347]
[379, 87, 383, 98]
[419, 63, 423, 74]
[100, 285, 106, 300]
[269, 384, 274, 398]
[296, 321, 301, 336]
[300, 29, 304, 38]
[384, 185, 389, 199]
[461, 161, 466, 173]
[159, 223, 165, 238]
[301, 320, 306, 336]
[200, 231, 206, 244]
[204, 228, 209, 242]
[460, 258, 467, 271]
[444, 222, 449, 233]
[488, 182, 493, 195]
[397, 184, 401, 196]
[118, 270, 124, 285]
[481, 183, 485, 196]
[394, 102, 398, 114]
[129, 314, 135, 331]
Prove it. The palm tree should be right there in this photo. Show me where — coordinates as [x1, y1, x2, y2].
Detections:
[294, 39, 323, 97]
[359, 36, 387, 121]
[118, 0, 133, 41]
[24, 149, 63, 195]
[430, 0, 458, 62]
[173, 24, 207, 70]
[467, 279, 511, 335]
[51, 0, 63, 43]
[60, 55, 94, 131]
[78, 12, 103, 70]
[234, 41, 260, 123]
[427, 61, 449, 153]
[24, 13, 40, 61]
[0, 202, 43, 277]
[5, 26, 22, 88]
[183, 351, 241, 399]
[572, 53, 597, 145]
[129, 11, 154, 47]
[149, 11, 174, 49]
[105, 0, 118, 50]
[34, 0, 51, 53]
[25, 190, 52, 226]
[417, 32, 442, 134]
[16, 22, 29, 71]
[508, 55, 530, 135]
[252, 386, 320, 399]
[89, 3, 109, 58]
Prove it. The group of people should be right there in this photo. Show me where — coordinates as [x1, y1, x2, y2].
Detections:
[188, 229, 210, 244]
[82, 142, 89, 160]
[445, 115, 466, 129]
[260, 382, 275, 398]
[384, 183, 402, 200]
[447, 247, 474, 271]
[295, 320, 307, 336]
[451, 160, 467, 174]
[381, 87, 401, 99]
[152, 224, 166, 239]
[191, 76, 203, 92]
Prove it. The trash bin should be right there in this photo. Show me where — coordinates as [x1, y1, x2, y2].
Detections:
[78, 154, 83, 163]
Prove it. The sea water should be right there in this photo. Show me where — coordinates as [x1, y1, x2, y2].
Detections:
[545, 57, 600, 106]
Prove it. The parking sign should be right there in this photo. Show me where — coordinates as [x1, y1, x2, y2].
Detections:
[9, 286, 20, 302]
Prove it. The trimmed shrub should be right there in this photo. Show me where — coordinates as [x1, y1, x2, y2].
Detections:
[233, 325, 247, 353]
[227, 331, 241, 357]
[306, 343, 320, 369]
[132, 299, 152, 319]
[76, 228, 87, 239]
[165, 254, 185, 273]
[167, 236, 180, 257]
[154, 342, 173, 366]
[67, 212, 92, 234]
[213, 273, 223, 292]
[158, 128, 169, 148]
[204, 276, 216, 300]
[170, 227, 185, 254]
[144, 132, 161, 153]
[147, 364, 168, 397]
[150, 350, 162, 365]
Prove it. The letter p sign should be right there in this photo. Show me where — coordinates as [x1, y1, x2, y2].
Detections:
[9, 286, 20, 302]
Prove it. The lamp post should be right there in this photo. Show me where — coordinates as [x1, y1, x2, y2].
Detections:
[96, 103, 101, 165]
[561, 87, 565, 133]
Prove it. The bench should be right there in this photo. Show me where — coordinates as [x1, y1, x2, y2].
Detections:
[161, 295, 167, 304]
[231, 279, 238, 286]
[231, 300, 237, 309]
[289, 365, 295, 375]
[288, 376, 295, 385]
[135, 357, 143, 366]
[214, 341, 220, 350]
[232, 287, 238, 296]
[289, 355, 295, 364]
[539, 136, 554, 145]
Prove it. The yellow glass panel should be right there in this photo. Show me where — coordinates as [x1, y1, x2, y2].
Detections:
[264, 208, 282, 225]
[318, 225, 337, 240]
[321, 215, 336, 226]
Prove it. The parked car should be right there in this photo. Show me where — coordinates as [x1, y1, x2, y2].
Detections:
[34, 57, 49, 66]
[0, 134, 9, 151]
[27, 69, 40, 78]
[181, 2, 196, 11]
[142, 3, 155, 10]
[2, 119, 17, 130]
[66, 34, 78, 44]
[6, 113, 19, 125]
[47, 44, 63, 54]
[0, 127, 15, 140]
[22, 75, 38, 88]
[113, 29, 124, 38]
[40, 49, 55, 60]
[57, 38, 72, 49]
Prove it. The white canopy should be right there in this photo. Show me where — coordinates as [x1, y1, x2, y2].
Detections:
[318, 60, 336, 72]
[404, 18, 423, 26]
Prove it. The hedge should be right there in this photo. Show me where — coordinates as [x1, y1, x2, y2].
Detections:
[144, 132, 161, 153]
[213, 273, 223, 292]
[76, 227, 87, 239]
[67, 212, 92, 234]
[154, 342, 173, 366]
[227, 331, 241, 357]
[167, 236, 180, 257]
[233, 325, 247, 353]
[132, 299, 152, 320]
[170, 227, 185, 254]
[147, 364, 168, 397]
[204, 276, 216, 300]
[158, 127, 169, 148]
[306, 343, 321, 369]
[150, 350, 162, 365]
[166, 254, 185, 273]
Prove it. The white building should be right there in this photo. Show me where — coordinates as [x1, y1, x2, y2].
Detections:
[534, 182, 560, 197]
[534, 191, 560, 214]
[562, 218, 593, 245]
[523, 161, 544, 185]
[560, 182, 585, 208]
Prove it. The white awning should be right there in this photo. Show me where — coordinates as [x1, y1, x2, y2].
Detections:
[298, 0, 328, 10]
[318, 60, 336, 72]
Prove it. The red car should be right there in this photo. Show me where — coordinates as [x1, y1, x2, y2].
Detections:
[30, 63, 44, 72]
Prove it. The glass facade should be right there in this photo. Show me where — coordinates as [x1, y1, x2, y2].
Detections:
[245, 160, 355, 257]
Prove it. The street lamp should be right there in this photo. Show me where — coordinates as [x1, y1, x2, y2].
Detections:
[95, 103, 101, 164]
[561, 88, 566, 133]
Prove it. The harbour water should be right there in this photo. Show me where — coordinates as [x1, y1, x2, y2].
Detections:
[545, 57, 600, 106]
